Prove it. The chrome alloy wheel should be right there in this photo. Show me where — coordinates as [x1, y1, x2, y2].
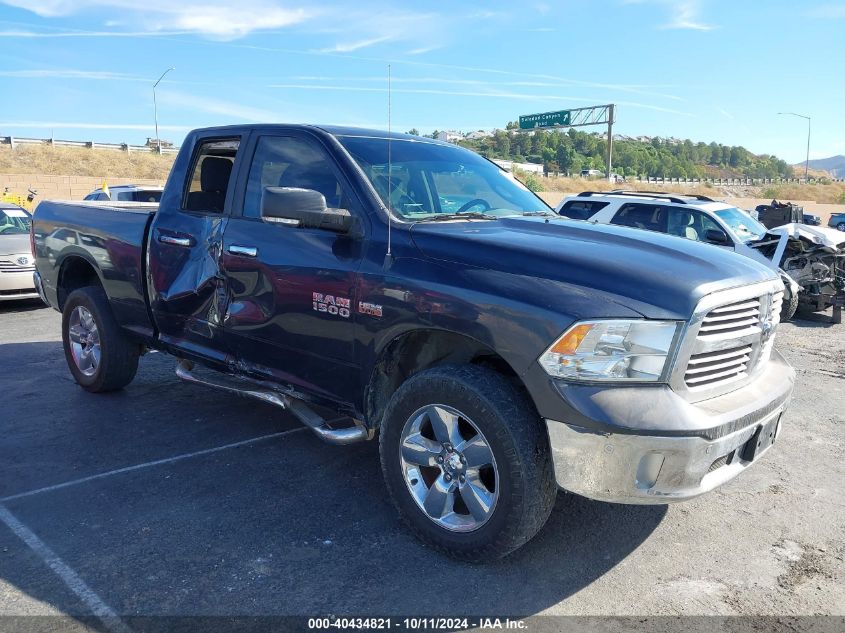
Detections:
[399, 404, 498, 532]
[68, 306, 101, 377]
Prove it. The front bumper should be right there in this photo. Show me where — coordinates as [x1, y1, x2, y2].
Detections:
[546, 350, 795, 504]
[0, 269, 39, 301]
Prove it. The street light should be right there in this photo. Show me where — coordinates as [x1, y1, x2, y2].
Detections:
[153, 67, 175, 154]
[777, 112, 811, 183]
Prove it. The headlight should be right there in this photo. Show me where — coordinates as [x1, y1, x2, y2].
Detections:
[538, 320, 682, 382]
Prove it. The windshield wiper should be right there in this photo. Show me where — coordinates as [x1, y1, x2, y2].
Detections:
[416, 212, 498, 222]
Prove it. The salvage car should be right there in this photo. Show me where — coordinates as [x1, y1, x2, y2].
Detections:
[0, 203, 38, 301]
[32, 125, 794, 561]
[557, 191, 803, 320]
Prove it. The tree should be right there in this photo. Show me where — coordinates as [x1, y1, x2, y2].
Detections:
[406, 128, 420, 136]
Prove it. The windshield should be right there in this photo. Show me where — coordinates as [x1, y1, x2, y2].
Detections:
[337, 136, 549, 220]
[0, 208, 31, 235]
[714, 207, 767, 241]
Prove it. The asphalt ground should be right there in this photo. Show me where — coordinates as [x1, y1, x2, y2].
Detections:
[1, 299, 843, 630]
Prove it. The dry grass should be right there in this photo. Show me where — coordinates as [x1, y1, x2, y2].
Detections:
[759, 181, 845, 205]
[0, 144, 176, 179]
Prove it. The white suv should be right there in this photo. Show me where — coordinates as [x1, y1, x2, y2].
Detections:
[84, 184, 163, 203]
[555, 190, 803, 320]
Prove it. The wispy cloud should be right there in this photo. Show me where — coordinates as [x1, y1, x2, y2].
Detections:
[157, 90, 283, 122]
[0, 69, 143, 80]
[0, 0, 312, 39]
[0, 120, 190, 131]
[267, 83, 691, 115]
[806, 4, 845, 18]
[624, 0, 716, 31]
[318, 35, 394, 53]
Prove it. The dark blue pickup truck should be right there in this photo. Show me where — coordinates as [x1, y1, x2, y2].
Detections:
[32, 125, 795, 560]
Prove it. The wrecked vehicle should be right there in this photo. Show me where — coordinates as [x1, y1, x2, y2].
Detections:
[755, 201, 803, 229]
[32, 125, 795, 561]
[751, 224, 845, 316]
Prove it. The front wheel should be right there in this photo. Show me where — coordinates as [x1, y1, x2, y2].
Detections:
[837, 222, 845, 232]
[62, 286, 139, 392]
[379, 365, 556, 562]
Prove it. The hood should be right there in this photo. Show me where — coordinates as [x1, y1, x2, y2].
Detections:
[0, 234, 31, 257]
[764, 223, 845, 250]
[410, 216, 777, 320]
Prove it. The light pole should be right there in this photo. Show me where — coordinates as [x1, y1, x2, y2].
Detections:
[778, 112, 811, 182]
[153, 67, 175, 154]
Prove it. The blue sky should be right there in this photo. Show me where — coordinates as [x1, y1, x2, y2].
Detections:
[0, 0, 842, 162]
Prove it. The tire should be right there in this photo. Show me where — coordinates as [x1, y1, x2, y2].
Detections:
[780, 287, 799, 322]
[379, 364, 556, 562]
[62, 285, 139, 392]
[837, 222, 845, 232]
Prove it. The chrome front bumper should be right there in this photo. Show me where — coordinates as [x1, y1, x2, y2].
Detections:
[546, 351, 794, 504]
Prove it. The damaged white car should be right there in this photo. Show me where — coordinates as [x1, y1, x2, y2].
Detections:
[556, 191, 844, 321]
[750, 224, 845, 315]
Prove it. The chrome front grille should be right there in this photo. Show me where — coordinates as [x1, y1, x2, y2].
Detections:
[698, 298, 760, 335]
[0, 259, 35, 273]
[672, 282, 784, 402]
[685, 344, 753, 387]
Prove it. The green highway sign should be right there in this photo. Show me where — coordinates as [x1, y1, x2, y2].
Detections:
[519, 110, 571, 129]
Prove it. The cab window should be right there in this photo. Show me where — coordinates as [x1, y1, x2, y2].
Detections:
[242, 136, 349, 219]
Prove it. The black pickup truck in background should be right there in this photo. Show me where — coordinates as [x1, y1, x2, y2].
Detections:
[32, 125, 795, 560]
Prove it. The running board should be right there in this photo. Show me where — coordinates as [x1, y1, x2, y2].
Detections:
[175, 359, 369, 445]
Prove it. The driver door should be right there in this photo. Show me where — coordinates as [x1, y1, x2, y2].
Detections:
[220, 133, 368, 405]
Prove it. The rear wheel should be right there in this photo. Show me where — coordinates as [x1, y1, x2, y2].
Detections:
[62, 286, 139, 392]
[379, 365, 556, 562]
[837, 222, 845, 232]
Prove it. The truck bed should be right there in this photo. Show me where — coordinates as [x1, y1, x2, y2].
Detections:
[33, 200, 158, 340]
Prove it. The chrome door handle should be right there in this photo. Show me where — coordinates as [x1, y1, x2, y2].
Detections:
[158, 234, 193, 247]
[227, 245, 258, 257]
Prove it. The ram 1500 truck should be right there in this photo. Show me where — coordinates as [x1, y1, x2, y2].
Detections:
[32, 125, 795, 561]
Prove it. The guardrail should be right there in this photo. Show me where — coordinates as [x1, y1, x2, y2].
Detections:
[631, 176, 844, 185]
[1, 136, 180, 155]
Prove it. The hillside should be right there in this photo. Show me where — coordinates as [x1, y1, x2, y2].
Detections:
[806, 155, 845, 178]
[453, 127, 794, 180]
[0, 144, 175, 179]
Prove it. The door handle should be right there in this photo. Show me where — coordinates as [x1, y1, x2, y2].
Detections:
[227, 245, 258, 258]
[158, 234, 194, 247]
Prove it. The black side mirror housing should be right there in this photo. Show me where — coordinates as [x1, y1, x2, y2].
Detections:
[261, 187, 353, 233]
[704, 228, 729, 245]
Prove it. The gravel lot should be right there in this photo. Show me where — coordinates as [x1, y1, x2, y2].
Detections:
[1, 299, 843, 626]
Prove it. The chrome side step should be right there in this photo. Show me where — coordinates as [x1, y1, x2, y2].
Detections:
[175, 359, 370, 445]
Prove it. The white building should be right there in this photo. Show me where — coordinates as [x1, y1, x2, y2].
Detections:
[436, 131, 463, 143]
[493, 159, 544, 175]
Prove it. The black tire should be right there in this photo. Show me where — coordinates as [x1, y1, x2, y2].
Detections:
[780, 287, 799, 322]
[837, 222, 845, 232]
[62, 285, 139, 392]
[379, 364, 556, 562]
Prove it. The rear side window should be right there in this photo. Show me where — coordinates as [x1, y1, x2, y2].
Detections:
[611, 203, 668, 233]
[184, 138, 240, 213]
[132, 190, 162, 203]
[558, 200, 608, 220]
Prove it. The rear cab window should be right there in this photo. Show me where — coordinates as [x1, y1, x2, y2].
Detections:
[558, 200, 609, 220]
[183, 138, 241, 213]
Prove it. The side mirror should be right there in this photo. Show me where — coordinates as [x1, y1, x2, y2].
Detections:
[261, 187, 353, 233]
[704, 228, 729, 245]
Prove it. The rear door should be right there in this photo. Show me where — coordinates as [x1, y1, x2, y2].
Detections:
[219, 132, 368, 404]
[147, 136, 243, 363]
